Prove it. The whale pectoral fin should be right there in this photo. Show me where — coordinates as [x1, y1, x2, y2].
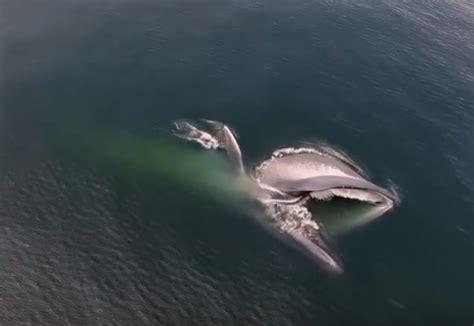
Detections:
[266, 203, 343, 274]
[174, 119, 245, 175]
[199, 119, 240, 140]
[288, 227, 344, 274]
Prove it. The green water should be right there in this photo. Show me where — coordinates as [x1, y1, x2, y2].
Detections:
[1, 0, 472, 324]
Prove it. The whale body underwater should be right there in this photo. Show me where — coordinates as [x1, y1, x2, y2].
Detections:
[173, 119, 399, 274]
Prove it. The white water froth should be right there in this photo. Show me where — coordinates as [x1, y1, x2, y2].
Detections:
[263, 202, 320, 233]
[173, 121, 222, 150]
[310, 188, 388, 204]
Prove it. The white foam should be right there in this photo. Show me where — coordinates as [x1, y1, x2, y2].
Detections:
[263, 202, 320, 233]
[309, 188, 391, 205]
[173, 121, 221, 150]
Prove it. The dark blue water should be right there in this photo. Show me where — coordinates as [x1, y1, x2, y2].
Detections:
[1, 0, 473, 324]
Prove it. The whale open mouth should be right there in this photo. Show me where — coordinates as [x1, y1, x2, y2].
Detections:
[171, 119, 400, 274]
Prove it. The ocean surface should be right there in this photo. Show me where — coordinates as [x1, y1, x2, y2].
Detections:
[1, 0, 473, 324]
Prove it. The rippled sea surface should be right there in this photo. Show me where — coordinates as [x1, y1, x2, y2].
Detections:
[1, 0, 473, 324]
